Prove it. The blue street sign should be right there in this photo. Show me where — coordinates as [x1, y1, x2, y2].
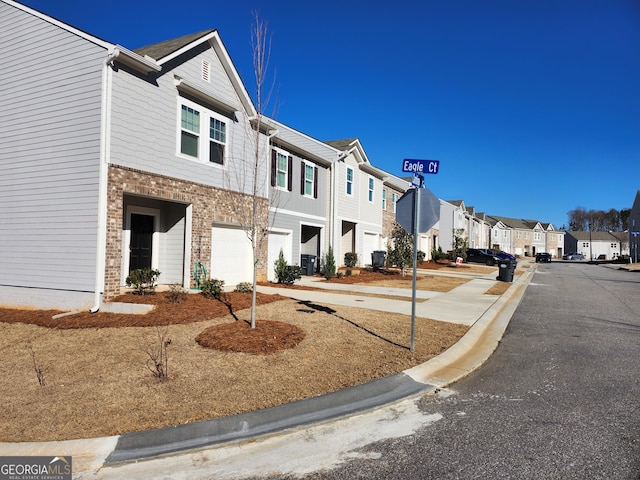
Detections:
[402, 159, 440, 174]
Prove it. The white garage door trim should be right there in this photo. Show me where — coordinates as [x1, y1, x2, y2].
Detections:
[267, 229, 292, 282]
[211, 225, 253, 288]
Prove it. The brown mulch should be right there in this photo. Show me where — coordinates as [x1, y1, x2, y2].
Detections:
[196, 320, 306, 354]
[0, 292, 286, 330]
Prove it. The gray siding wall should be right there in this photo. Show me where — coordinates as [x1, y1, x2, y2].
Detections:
[0, 3, 105, 291]
[109, 47, 268, 196]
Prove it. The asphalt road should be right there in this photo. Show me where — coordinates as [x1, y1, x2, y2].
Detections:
[273, 263, 640, 479]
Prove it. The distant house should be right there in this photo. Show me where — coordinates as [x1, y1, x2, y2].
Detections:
[564, 231, 624, 260]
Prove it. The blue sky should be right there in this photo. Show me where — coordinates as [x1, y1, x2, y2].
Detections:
[19, 0, 640, 229]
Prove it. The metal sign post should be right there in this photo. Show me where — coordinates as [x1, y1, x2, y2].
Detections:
[410, 188, 420, 352]
[397, 158, 441, 352]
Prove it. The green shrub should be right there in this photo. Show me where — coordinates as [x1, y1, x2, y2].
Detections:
[125, 268, 160, 295]
[324, 245, 337, 280]
[274, 248, 288, 283]
[235, 282, 253, 293]
[167, 283, 188, 304]
[344, 252, 358, 268]
[431, 246, 447, 262]
[278, 265, 301, 285]
[201, 278, 225, 299]
[417, 250, 426, 262]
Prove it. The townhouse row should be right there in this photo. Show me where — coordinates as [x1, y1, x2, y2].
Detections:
[2, 0, 429, 310]
[438, 200, 565, 258]
[0, 1, 576, 312]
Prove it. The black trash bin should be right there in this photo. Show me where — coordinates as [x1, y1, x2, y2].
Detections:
[371, 250, 386, 268]
[300, 254, 316, 275]
[496, 259, 517, 282]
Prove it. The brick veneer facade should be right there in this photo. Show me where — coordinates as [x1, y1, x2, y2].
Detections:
[104, 164, 268, 300]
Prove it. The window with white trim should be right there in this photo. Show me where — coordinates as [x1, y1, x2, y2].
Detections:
[178, 100, 227, 165]
[346, 167, 354, 195]
[276, 152, 288, 189]
[180, 105, 200, 157]
[368, 177, 374, 203]
[391, 192, 398, 213]
[304, 162, 314, 196]
[534, 232, 541, 241]
[382, 189, 387, 210]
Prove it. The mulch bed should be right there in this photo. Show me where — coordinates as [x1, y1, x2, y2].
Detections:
[196, 320, 306, 354]
[0, 292, 287, 329]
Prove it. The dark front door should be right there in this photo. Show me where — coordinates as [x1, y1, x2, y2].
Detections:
[129, 214, 154, 271]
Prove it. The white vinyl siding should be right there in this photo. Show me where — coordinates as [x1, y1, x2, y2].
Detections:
[0, 2, 105, 292]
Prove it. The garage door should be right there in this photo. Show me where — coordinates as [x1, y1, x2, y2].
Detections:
[211, 226, 253, 287]
[267, 230, 292, 282]
[363, 232, 379, 267]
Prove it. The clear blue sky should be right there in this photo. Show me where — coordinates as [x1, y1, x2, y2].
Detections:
[19, 0, 640, 229]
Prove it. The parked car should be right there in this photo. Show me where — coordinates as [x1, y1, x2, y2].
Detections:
[535, 252, 552, 263]
[563, 252, 585, 260]
[466, 248, 500, 266]
[492, 250, 516, 261]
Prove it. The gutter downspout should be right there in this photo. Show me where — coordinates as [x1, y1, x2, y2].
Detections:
[90, 51, 116, 313]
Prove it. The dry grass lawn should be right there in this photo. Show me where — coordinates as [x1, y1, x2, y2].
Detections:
[0, 267, 482, 443]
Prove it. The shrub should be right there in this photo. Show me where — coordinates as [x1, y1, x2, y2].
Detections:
[274, 248, 288, 283]
[167, 283, 188, 304]
[278, 265, 301, 285]
[344, 252, 358, 268]
[431, 246, 447, 262]
[201, 278, 225, 299]
[417, 250, 426, 262]
[324, 245, 337, 280]
[126, 268, 160, 295]
[235, 282, 253, 293]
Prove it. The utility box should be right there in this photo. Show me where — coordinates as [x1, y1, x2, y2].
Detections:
[300, 254, 316, 276]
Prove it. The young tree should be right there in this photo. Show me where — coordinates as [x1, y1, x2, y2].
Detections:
[224, 13, 277, 328]
[389, 221, 414, 277]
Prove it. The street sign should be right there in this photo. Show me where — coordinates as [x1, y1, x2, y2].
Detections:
[402, 159, 440, 175]
[396, 187, 440, 234]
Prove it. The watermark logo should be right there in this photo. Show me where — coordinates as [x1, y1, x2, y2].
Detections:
[0, 456, 72, 480]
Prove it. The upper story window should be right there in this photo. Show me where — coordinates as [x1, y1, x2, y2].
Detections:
[178, 101, 227, 165]
[493, 229, 498, 238]
[534, 232, 541, 241]
[180, 105, 200, 157]
[368, 177, 374, 203]
[382, 189, 387, 210]
[391, 192, 398, 213]
[503, 230, 508, 239]
[346, 167, 354, 195]
[270, 149, 292, 191]
[301, 161, 318, 198]
[525, 232, 530, 240]
[516, 231, 521, 239]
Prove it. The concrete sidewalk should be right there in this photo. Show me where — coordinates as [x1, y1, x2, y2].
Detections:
[0, 263, 536, 477]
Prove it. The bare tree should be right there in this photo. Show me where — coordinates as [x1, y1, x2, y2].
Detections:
[224, 12, 277, 328]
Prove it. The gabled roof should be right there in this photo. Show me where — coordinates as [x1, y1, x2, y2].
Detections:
[325, 138, 387, 179]
[261, 116, 340, 167]
[488, 215, 533, 230]
[135, 29, 256, 117]
[135, 30, 216, 61]
[566, 231, 623, 242]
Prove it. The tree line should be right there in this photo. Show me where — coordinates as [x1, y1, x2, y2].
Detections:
[567, 207, 630, 232]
